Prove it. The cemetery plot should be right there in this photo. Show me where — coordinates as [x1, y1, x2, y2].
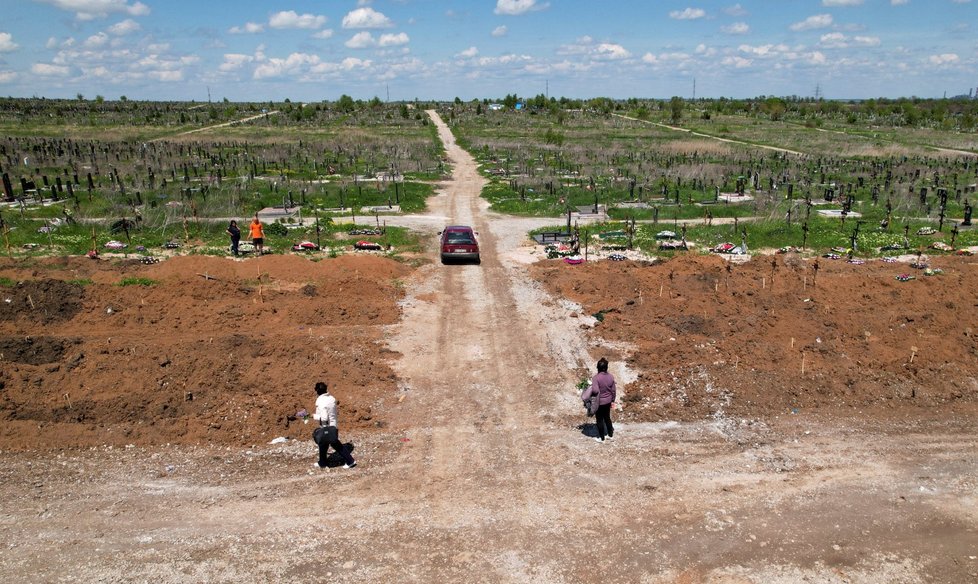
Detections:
[442, 99, 977, 258]
[0, 98, 442, 258]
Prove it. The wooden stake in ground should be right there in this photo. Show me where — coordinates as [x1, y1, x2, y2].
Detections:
[90, 227, 98, 256]
[910, 345, 918, 364]
[257, 262, 264, 303]
[1, 212, 11, 257]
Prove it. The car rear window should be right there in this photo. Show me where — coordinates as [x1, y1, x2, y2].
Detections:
[446, 232, 474, 244]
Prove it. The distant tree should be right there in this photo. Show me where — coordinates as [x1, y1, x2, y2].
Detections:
[76, 93, 84, 101]
[454, 96, 462, 105]
[762, 97, 787, 121]
[119, 95, 128, 102]
[669, 96, 684, 124]
[400, 103, 410, 118]
[369, 96, 383, 109]
[95, 95, 104, 104]
[336, 94, 356, 112]
[961, 112, 976, 131]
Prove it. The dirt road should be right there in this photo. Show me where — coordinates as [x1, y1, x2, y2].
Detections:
[1, 112, 976, 583]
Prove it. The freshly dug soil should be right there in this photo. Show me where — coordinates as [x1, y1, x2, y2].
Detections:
[0, 254, 411, 450]
[530, 253, 978, 421]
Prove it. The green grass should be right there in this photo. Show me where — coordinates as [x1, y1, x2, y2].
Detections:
[118, 277, 157, 287]
[0, 276, 16, 287]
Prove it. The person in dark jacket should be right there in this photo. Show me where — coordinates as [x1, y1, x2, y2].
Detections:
[581, 357, 617, 442]
[226, 220, 241, 256]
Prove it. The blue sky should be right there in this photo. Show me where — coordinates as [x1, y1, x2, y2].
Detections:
[0, 0, 975, 102]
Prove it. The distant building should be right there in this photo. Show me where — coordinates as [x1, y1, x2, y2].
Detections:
[488, 103, 503, 111]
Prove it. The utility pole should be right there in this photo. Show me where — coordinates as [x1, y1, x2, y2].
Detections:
[692, 77, 696, 101]
[207, 86, 211, 103]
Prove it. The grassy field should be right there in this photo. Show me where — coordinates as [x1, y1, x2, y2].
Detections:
[1, 97, 976, 261]
[444, 98, 976, 258]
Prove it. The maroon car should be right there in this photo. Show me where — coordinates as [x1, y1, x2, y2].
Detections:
[440, 225, 480, 264]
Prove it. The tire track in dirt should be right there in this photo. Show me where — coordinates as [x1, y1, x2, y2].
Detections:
[381, 111, 560, 520]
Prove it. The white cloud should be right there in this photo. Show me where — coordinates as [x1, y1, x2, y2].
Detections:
[891, 0, 909, 4]
[695, 44, 717, 57]
[822, 0, 863, 6]
[0, 71, 17, 83]
[378, 33, 409, 47]
[494, 0, 548, 15]
[0, 32, 18, 52]
[557, 36, 631, 61]
[345, 31, 375, 49]
[929, 53, 959, 65]
[269, 11, 327, 30]
[808, 51, 827, 65]
[492, 25, 508, 37]
[312, 29, 334, 40]
[219, 53, 254, 72]
[670, 8, 707, 20]
[725, 3, 748, 17]
[820, 32, 882, 48]
[722, 55, 753, 68]
[107, 19, 140, 35]
[342, 7, 393, 29]
[253, 52, 322, 79]
[32, 63, 71, 76]
[819, 32, 848, 47]
[641, 51, 691, 65]
[457, 46, 479, 58]
[951, 0, 971, 4]
[593, 43, 631, 60]
[722, 22, 750, 34]
[36, 0, 150, 21]
[83, 32, 109, 48]
[475, 53, 533, 67]
[738, 43, 789, 56]
[790, 14, 834, 31]
[230, 22, 264, 34]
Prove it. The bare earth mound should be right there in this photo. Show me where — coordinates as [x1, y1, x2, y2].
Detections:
[530, 253, 978, 420]
[0, 254, 411, 450]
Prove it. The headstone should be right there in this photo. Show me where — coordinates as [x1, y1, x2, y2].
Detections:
[1, 173, 13, 201]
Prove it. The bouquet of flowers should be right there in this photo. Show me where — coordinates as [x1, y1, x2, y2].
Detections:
[296, 409, 310, 424]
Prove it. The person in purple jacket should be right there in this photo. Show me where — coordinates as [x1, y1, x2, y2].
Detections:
[582, 357, 617, 442]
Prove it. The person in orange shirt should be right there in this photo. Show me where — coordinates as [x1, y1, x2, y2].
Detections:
[249, 215, 265, 255]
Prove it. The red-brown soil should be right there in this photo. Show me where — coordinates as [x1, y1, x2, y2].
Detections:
[531, 253, 978, 421]
[5, 252, 976, 452]
[0, 254, 410, 450]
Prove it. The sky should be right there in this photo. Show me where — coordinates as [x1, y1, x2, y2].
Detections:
[0, 0, 975, 102]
